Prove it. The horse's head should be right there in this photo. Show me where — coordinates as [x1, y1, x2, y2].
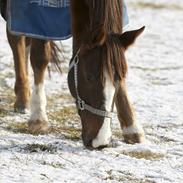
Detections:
[68, 26, 145, 149]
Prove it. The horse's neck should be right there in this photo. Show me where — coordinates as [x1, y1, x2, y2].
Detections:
[70, 0, 123, 52]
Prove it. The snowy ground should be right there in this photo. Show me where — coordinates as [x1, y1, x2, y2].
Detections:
[0, 0, 183, 182]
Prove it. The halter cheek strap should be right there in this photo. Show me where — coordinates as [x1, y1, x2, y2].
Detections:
[69, 49, 119, 119]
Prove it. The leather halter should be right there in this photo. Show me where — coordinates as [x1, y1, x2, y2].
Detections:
[68, 49, 119, 118]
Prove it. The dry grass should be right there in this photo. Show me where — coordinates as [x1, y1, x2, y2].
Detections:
[130, 2, 183, 10]
[0, 107, 9, 117]
[50, 126, 81, 141]
[47, 93, 73, 107]
[6, 106, 81, 140]
[105, 170, 156, 183]
[6, 122, 29, 134]
[24, 143, 57, 153]
[0, 88, 15, 118]
[49, 106, 81, 140]
[119, 149, 166, 160]
[48, 106, 79, 124]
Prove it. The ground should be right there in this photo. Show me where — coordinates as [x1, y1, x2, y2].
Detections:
[0, 0, 183, 182]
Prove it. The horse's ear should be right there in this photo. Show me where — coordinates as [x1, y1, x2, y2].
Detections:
[120, 26, 145, 50]
[91, 24, 106, 46]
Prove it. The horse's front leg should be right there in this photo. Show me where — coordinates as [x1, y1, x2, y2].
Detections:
[28, 39, 51, 133]
[115, 81, 145, 144]
[7, 30, 30, 113]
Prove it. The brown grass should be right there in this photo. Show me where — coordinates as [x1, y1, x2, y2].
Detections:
[6, 106, 81, 140]
[130, 2, 183, 10]
[24, 143, 57, 153]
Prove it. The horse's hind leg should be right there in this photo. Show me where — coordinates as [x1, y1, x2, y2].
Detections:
[28, 39, 51, 133]
[115, 81, 145, 144]
[7, 31, 30, 113]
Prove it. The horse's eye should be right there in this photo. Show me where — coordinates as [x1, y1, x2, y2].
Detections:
[87, 73, 96, 82]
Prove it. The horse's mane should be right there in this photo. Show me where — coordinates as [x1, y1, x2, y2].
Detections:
[85, 0, 126, 82]
[85, 0, 123, 34]
[100, 34, 127, 83]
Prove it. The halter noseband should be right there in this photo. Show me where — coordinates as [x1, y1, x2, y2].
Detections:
[69, 49, 119, 119]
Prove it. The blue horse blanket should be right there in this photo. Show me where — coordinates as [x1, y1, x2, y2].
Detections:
[7, 0, 129, 40]
[7, 0, 71, 40]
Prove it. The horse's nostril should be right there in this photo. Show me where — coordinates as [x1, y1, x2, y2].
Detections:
[86, 142, 94, 150]
[96, 145, 108, 150]
[83, 136, 93, 149]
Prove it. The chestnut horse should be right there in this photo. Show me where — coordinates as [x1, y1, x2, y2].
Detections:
[1, 0, 145, 149]
[68, 0, 145, 148]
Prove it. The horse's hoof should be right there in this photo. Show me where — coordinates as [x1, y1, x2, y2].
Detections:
[28, 119, 50, 134]
[14, 102, 29, 114]
[14, 106, 29, 114]
[123, 133, 145, 144]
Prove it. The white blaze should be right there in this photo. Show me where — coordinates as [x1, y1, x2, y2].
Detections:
[92, 72, 115, 148]
[30, 83, 48, 122]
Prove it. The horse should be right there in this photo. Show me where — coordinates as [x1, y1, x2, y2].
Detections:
[1, 0, 145, 149]
[67, 0, 146, 148]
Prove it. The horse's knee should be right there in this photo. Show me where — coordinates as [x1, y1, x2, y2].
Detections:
[30, 39, 51, 67]
[30, 40, 51, 84]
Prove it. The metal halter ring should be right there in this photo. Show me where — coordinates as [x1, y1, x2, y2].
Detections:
[77, 100, 85, 111]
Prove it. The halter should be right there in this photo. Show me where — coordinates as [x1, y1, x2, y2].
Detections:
[68, 49, 119, 119]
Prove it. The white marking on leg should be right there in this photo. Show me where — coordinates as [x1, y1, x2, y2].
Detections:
[123, 123, 144, 135]
[92, 72, 115, 148]
[123, 123, 146, 143]
[30, 83, 48, 122]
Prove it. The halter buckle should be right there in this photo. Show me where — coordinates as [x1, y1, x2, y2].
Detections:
[77, 100, 85, 110]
